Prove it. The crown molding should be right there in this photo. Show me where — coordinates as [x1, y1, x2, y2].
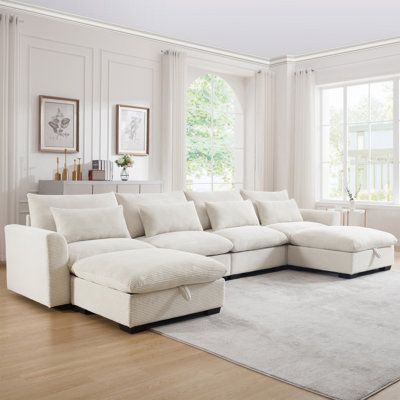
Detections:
[269, 36, 400, 66]
[294, 37, 400, 62]
[269, 56, 297, 66]
[2, 0, 400, 67]
[0, 0, 270, 66]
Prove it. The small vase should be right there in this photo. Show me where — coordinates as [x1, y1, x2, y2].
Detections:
[120, 167, 129, 181]
[349, 199, 355, 210]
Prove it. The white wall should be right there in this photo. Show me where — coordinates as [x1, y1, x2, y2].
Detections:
[16, 12, 162, 198]
[0, 5, 264, 230]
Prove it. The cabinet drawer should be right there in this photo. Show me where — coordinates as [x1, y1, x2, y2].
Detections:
[117, 184, 140, 194]
[92, 184, 117, 194]
[63, 184, 93, 194]
[140, 184, 162, 193]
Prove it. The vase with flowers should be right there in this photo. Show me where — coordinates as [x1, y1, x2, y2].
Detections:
[115, 154, 134, 181]
[345, 185, 360, 210]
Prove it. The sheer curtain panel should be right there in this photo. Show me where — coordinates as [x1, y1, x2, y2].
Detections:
[254, 69, 275, 190]
[292, 69, 316, 209]
[0, 14, 19, 261]
[161, 50, 187, 191]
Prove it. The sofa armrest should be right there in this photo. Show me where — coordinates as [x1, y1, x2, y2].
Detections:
[300, 209, 341, 226]
[5, 224, 69, 307]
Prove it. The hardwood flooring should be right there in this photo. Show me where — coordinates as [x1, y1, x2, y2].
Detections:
[1, 255, 400, 400]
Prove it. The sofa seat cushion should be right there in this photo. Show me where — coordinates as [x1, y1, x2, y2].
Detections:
[290, 226, 397, 252]
[68, 238, 153, 267]
[137, 231, 233, 256]
[267, 221, 324, 237]
[70, 248, 227, 294]
[213, 226, 288, 252]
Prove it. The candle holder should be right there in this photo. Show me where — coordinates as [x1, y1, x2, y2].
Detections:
[54, 157, 62, 181]
[72, 159, 78, 181]
[77, 158, 82, 180]
[62, 149, 69, 180]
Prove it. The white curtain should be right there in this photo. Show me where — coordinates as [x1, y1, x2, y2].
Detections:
[292, 69, 316, 209]
[0, 14, 19, 261]
[254, 69, 275, 190]
[161, 50, 187, 191]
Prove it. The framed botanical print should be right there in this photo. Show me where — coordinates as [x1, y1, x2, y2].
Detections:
[116, 104, 149, 156]
[39, 95, 79, 153]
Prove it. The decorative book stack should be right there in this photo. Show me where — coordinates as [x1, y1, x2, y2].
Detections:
[88, 160, 114, 181]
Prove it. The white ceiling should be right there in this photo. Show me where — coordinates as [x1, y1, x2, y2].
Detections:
[13, 0, 400, 59]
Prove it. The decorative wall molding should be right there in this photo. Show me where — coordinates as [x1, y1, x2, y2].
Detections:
[100, 50, 160, 180]
[18, 34, 93, 194]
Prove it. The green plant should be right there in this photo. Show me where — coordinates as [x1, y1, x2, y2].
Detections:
[186, 74, 237, 186]
[345, 185, 361, 201]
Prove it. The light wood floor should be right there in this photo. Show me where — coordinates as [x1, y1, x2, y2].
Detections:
[1, 256, 400, 400]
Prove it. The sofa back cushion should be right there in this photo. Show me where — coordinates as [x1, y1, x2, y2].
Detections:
[51, 206, 130, 243]
[240, 189, 289, 202]
[185, 191, 243, 230]
[240, 189, 290, 219]
[256, 199, 303, 225]
[139, 201, 203, 237]
[205, 200, 259, 231]
[116, 191, 187, 238]
[27, 192, 118, 231]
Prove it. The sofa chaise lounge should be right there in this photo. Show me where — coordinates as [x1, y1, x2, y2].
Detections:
[4, 189, 397, 333]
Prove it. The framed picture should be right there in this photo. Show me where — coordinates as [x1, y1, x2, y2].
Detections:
[116, 104, 149, 156]
[39, 95, 79, 153]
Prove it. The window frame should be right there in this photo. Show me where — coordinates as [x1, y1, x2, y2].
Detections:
[318, 75, 400, 205]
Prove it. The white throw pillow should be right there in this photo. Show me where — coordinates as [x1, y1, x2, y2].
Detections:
[116, 191, 187, 238]
[51, 206, 130, 243]
[139, 201, 203, 237]
[184, 190, 243, 230]
[28, 192, 118, 231]
[205, 200, 259, 231]
[256, 199, 303, 226]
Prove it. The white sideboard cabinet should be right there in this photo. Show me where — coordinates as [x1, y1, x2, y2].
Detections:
[38, 180, 163, 195]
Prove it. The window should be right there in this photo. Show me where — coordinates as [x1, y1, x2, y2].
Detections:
[320, 78, 399, 203]
[186, 73, 244, 191]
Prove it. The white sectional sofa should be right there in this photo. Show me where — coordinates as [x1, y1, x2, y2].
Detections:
[4, 189, 397, 333]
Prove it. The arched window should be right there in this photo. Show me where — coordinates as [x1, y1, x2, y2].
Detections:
[186, 73, 244, 191]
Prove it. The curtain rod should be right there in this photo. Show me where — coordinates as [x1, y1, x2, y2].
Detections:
[0, 13, 23, 23]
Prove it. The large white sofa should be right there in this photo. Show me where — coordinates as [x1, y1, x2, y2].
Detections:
[4, 189, 397, 333]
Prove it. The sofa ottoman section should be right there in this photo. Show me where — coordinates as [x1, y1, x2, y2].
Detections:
[288, 226, 397, 277]
[70, 248, 226, 332]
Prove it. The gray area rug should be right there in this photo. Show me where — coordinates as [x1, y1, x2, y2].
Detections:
[153, 270, 400, 400]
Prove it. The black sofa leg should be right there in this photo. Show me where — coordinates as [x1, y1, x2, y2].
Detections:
[338, 273, 355, 279]
[54, 304, 75, 311]
[75, 306, 94, 315]
[338, 265, 392, 279]
[203, 307, 221, 316]
[119, 307, 222, 334]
